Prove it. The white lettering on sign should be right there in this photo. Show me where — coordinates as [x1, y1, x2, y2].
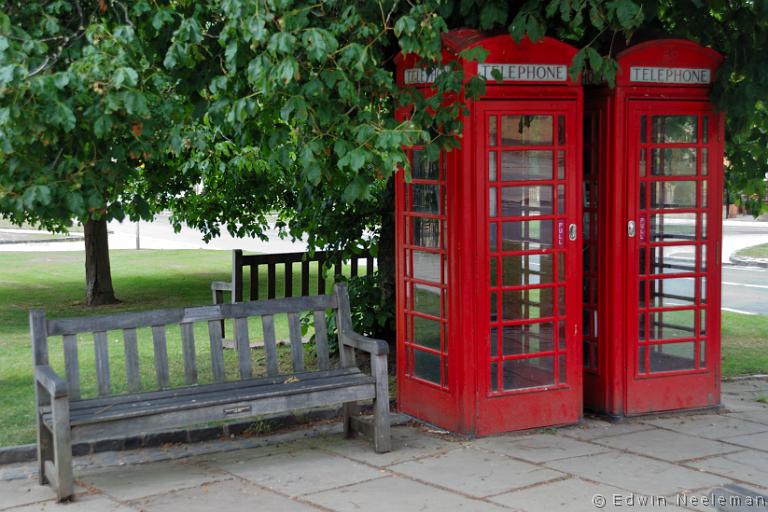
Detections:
[403, 66, 449, 85]
[478, 63, 568, 82]
[630, 66, 711, 84]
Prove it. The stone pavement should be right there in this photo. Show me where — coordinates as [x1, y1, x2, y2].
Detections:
[1, 379, 767, 511]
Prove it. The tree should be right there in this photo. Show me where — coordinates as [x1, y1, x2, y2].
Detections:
[0, 2, 192, 305]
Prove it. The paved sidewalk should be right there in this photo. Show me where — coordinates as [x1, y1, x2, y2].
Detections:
[1, 379, 767, 511]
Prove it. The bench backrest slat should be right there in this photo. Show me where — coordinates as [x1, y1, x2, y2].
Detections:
[234, 317, 252, 379]
[94, 331, 111, 396]
[152, 325, 170, 389]
[287, 312, 304, 372]
[180, 323, 197, 385]
[62, 334, 80, 400]
[262, 314, 279, 377]
[123, 328, 140, 393]
[207, 320, 225, 383]
[314, 310, 330, 371]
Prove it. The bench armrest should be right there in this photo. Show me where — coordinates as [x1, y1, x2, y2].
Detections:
[340, 331, 389, 356]
[34, 365, 68, 399]
[211, 281, 233, 292]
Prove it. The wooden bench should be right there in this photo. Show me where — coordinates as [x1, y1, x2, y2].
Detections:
[31, 283, 391, 502]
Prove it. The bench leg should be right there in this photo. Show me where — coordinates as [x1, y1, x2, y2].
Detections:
[342, 403, 359, 439]
[36, 408, 53, 486]
[371, 354, 391, 453]
[50, 397, 74, 501]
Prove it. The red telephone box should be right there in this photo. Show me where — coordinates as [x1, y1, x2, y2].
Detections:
[395, 30, 584, 435]
[584, 40, 724, 416]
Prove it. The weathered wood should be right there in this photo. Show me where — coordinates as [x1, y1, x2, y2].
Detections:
[35, 365, 68, 398]
[234, 317, 252, 379]
[314, 310, 330, 371]
[93, 331, 110, 396]
[233, 249, 244, 302]
[62, 335, 80, 400]
[50, 396, 73, 500]
[207, 320, 225, 383]
[268, 263, 276, 299]
[152, 326, 170, 389]
[301, 260, 310, 296]
[284, 262, 293, 298]
[261, 314, 279, 377]
[249, 264, 258, 301]
[371, 352, 392, 453]
[287, 312, 304, 372]
[30, 310, 49, 366]
[180, 323, 197, 385]
[123, 328, 140, 393]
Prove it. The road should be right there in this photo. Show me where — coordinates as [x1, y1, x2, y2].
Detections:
[722, 265, 768, 315]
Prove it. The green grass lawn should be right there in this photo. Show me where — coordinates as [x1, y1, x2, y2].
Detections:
[0, 250, 340, 447]
[736, 243, 768, 259]
[0, 250, 766, 447]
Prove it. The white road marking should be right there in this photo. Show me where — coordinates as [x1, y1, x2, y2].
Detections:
[722, 281, 768, 290]
[721, 307, 757, 316]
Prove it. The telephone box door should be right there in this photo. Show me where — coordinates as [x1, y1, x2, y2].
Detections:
[476, 100, 583, 434]
[625, 100, 722, 413]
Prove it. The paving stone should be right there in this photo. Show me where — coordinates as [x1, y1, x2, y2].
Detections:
[558, 419, 655, 441]
[721, 395, 768, 413]
[315, 427, 459, 467]
[78, 460, 231, 501]
[590, 428, 738, 462]
[721, 431, 768, 452]
[473, 432, 611, 463]
[210, 448, 384, 497]
[132, 478, 320, 512]
[8, 493, 137, 512]
[545, 451, 728, 496]
[643, 414, 768, 440]
[0, 478, 59, 510]
[388, 446, 564, 498]
[722, 380, 768, 395]
[304, 475, 509, 512]
[686, 450, 768, 489]
[190, 442, 300, 466]
[728, 409, 768, 426]
[491, 477, 688, 511]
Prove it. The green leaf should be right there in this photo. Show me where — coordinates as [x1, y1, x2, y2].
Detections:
[152, 9, 174, 30]
[569, 48, 586, 81]
[94, 116, 113, 138]
[479, 2, 508, 30]
[112, 67, 139, 89]
[459, 46, 490, 63]
[586, 47, 602, 73]
[348, 148, 367, 171]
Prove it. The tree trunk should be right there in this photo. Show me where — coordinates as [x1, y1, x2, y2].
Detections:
[377, 176, 396, 348]
[84, 218, 119, 306]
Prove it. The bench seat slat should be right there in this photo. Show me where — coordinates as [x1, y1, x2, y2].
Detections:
[53, 373, 375, 426]
[68, 367, 363, 412]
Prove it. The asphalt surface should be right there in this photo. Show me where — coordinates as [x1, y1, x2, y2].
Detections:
[722, 264, 768, 315]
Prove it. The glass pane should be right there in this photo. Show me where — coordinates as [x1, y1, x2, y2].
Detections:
[412, 217, 440, 248]
[639, 312, 647, 341]
[414, 349, 441, 384]
[489, 188, 497, 217]
[413, 251, 442, 283]
[558, 287, 566, 316]
[489, 151, 497, 181]
[489, 116, 497, 146]
[701, 148, 708, 176]
[640, 148, 646, 177]
[558, 185, 565, 214]
[650, 245, 696, 274]
[501, 151, 553, 181]
[412, 150, 440, 180]
[490, 257, 498, 286]
[501, 220, 553, 251]
[700, 308, 707, 336]
[558, 354, 566, 384]
[649, 342, 696, 372]
[649, 277, 696, 307]
[502, 253, 554, 286]
[702, 116, 708, 143]
[490, 362, 498, 392]
[651, 115, 697, 143]
[413, 316, 441, 350]
[650, 181, 697, 209]
[557, 115, 566, 145]
[557, 151, 565, 179]
[501, 186, 553, 217]
[490, 328, 498, 357]
[699, 340, 706, 367]
[412, 184, 441, 213]
[489, 222, 497, 251]
[557, 253, 566, 282]
[502, 288, 554, 321]
[490, 293, 498, 322]
[640, 115, 647, 144]
[702, 180, 708, 207]
[701, 213, 708, 239]
[501, 115, 553, 145]
[502, 322, 554, 355]
[559, 320, 566, 349]
[413, 285, 441, 317]
[651, 148, 697, 176]
[503, 357, 554, 390]
[649, 310, 696, 340]
[640, 182, 647, 210]
[649, 213, 697, 242]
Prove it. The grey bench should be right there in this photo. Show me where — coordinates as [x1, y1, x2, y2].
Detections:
[31, 283, 391, 501]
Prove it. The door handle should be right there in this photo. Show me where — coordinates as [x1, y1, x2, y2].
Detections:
[627, 220, 636, 238]
[568, 223, 577, 241]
